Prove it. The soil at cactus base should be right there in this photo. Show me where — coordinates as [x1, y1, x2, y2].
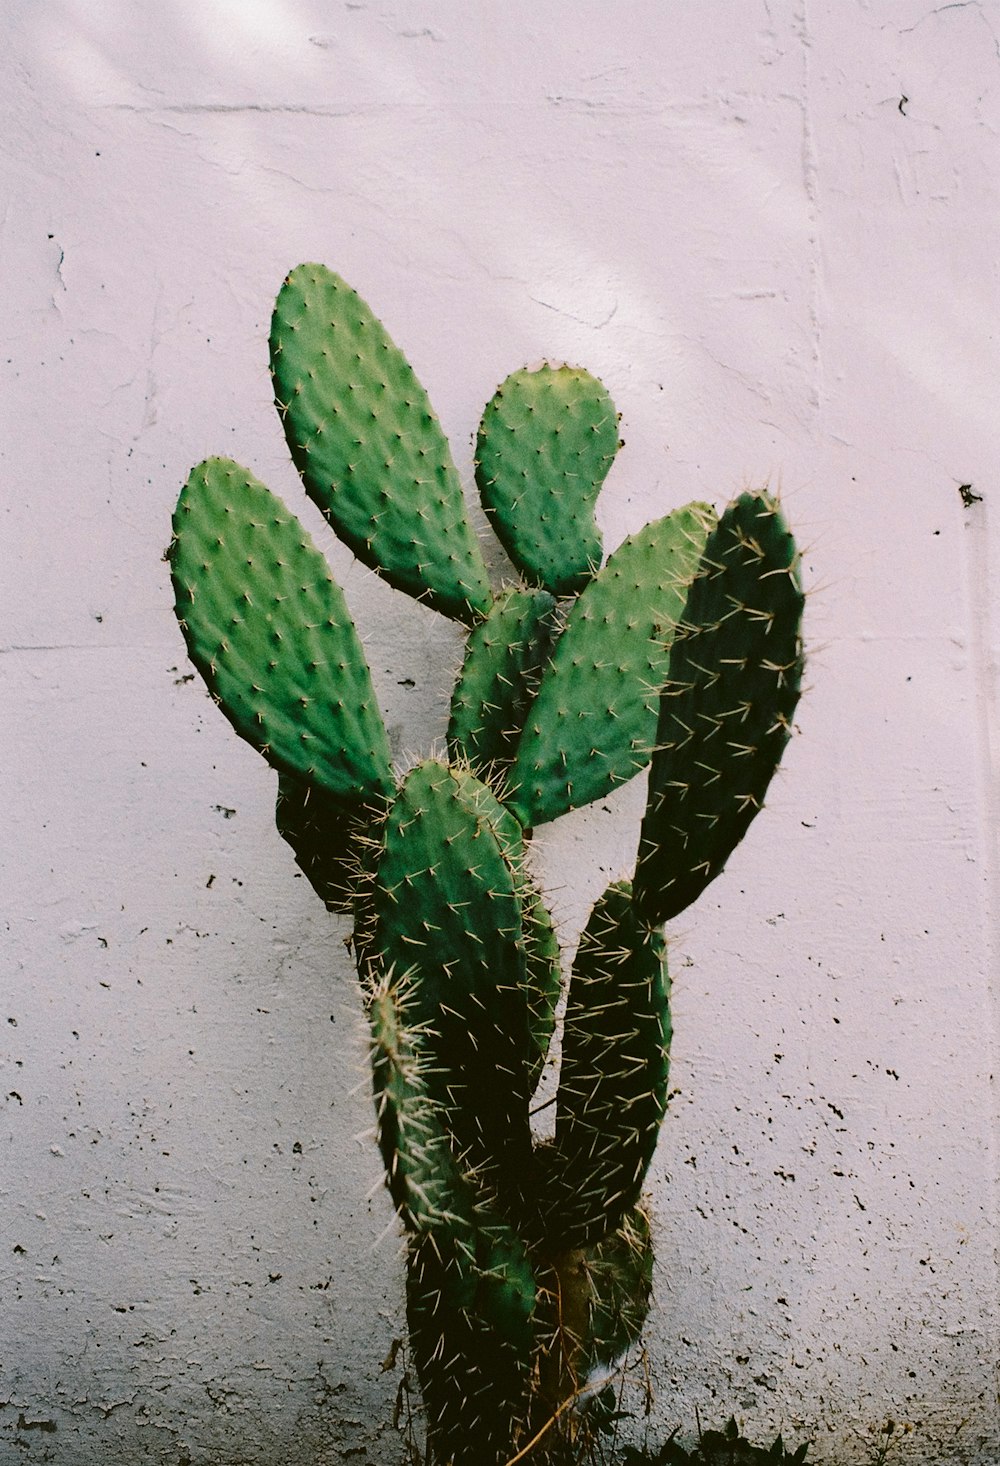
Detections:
[386, 1415, 813, 1466]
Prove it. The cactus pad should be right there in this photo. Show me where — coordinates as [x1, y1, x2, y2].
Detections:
[584, 1205, 654, 1369]
[508, 503, 715, 828]
[171, 457, 394, 802]
[634, 492, 804, 924]
[407, 1230, 535, 1466]
[540, 881, 670, 1248]
[274, 774, 372, 914]
[270, 264, 492, 624]
[373, 760, 533, 1175]
[369, 971, 479, 1242]
[521, 879, 562, 1089]
[447, 587, 559, 785]
[476, 365, 619, 595]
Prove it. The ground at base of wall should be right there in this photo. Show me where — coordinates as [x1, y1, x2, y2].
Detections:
[389, 1417, 810, 1466]
[620, 1415, 809, 1463]
[395, 1413, 919, 1466]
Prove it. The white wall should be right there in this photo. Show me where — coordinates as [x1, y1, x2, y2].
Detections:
[3, 3, 999, 1461]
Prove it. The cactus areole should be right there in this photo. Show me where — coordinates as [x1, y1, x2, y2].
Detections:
[169, 264, 805, 1465]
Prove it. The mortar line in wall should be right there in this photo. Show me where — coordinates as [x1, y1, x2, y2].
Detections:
[960, 497, 1000, 1378]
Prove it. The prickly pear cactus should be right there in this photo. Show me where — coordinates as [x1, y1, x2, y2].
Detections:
[168, 264, 805, 1466]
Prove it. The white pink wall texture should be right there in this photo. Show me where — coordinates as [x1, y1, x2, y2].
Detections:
[2, 3, 999, 1461]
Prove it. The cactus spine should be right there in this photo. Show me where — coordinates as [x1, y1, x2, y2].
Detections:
[169, 264, 804, 1465]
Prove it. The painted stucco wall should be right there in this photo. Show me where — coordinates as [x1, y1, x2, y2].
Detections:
[3, 2, 999, 1462]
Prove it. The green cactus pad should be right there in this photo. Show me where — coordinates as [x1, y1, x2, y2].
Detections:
[522, 881, 562, 1089]
[634, 492, 804, 925]
[475, 1222, 538, 1355]
[584, 1205, 654, 1368]
[476, 365, 619, 595]
[368, 972, 479, 1243]
[171, 458, 394, 802]
[270, 264, 492, 624]
[508, 504, 716, 828]
[445, 767, 561, 1086]
[539, 881, 670, 1249]
[274, 774, 373, 915]
[407, 1230, 535, 1466]
[447, 587, 559, 784]
[373, 760, 534, 1175]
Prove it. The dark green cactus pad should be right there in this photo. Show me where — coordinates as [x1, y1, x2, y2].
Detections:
[538, 881, 670, 1249]
[508, 504, 716, 828]
[270, 264, 492, 625]
[446, 767, 562, 1087]
[368, 972, 478, 1243]
[447, 587, 559, 784]
[171, 457, 394, 803]
[407, 1230, 535, 1466]
[475, 1221, 538, 1356]
[373, 760, 534, 1177]
[522, 881, 562, 1090]
[634, 492, 804, 925]
[584, 1205, 654, 1369]
[274, 774, 373, 914]
[475, 365, 619, 596]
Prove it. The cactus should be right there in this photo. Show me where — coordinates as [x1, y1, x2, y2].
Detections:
[168, 266, 804, 1465]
